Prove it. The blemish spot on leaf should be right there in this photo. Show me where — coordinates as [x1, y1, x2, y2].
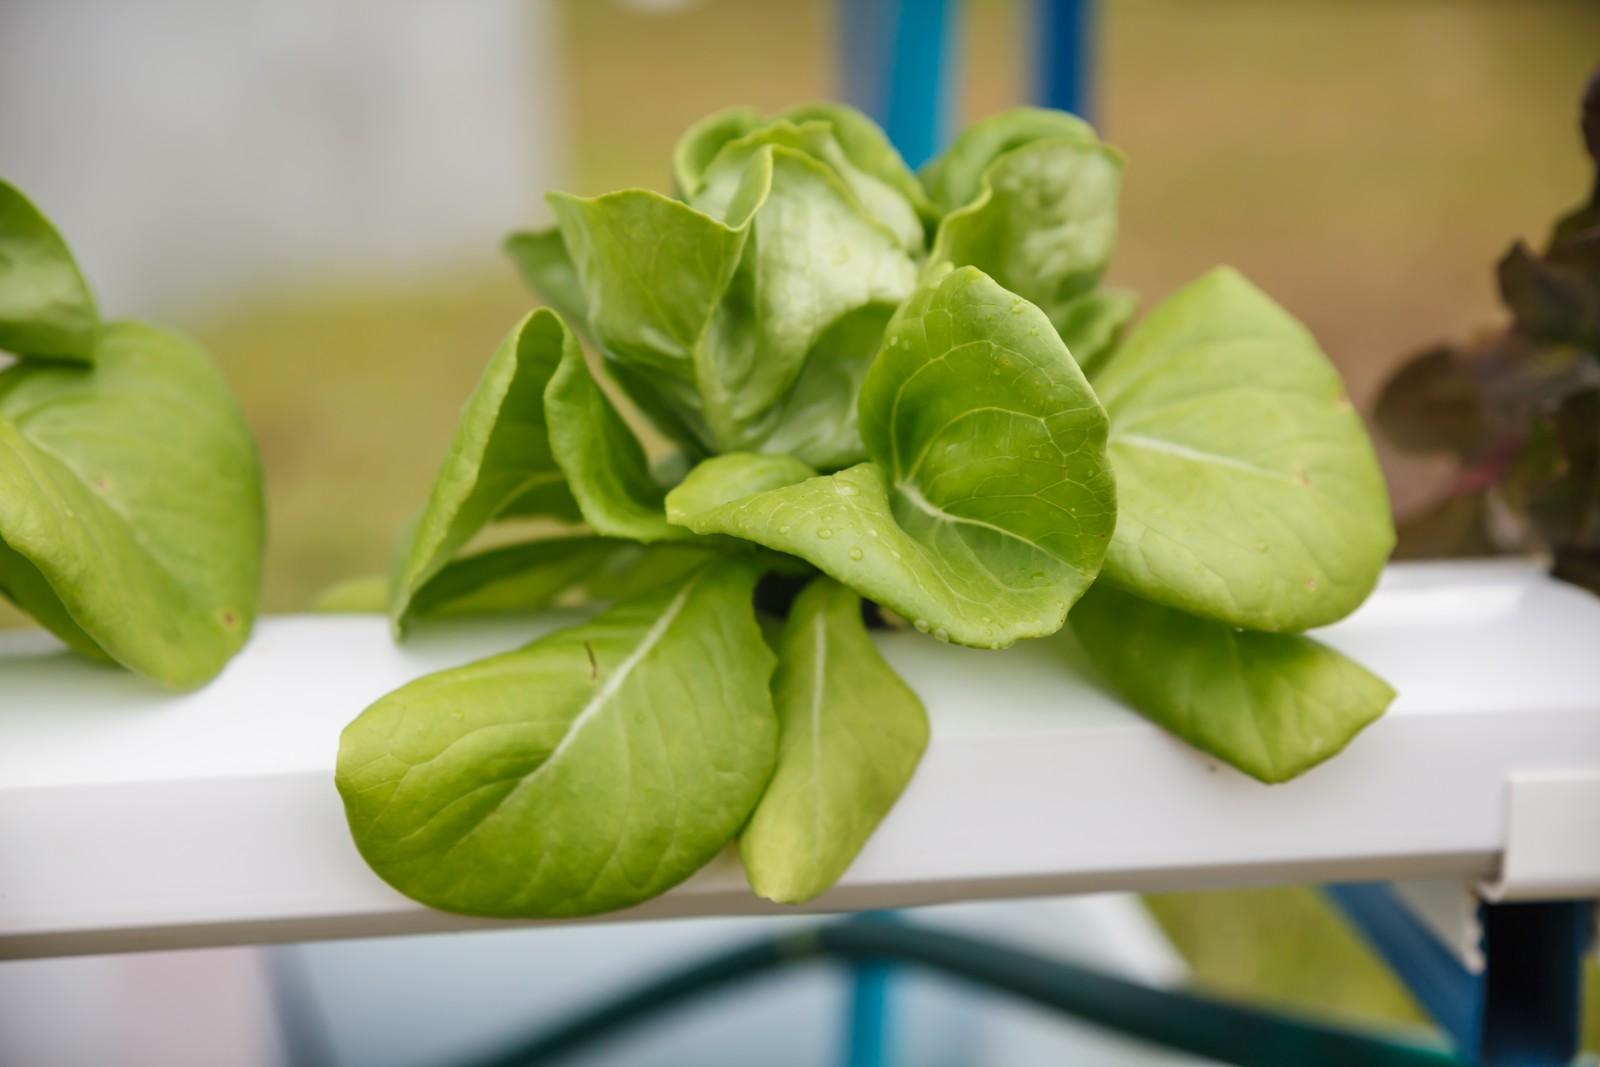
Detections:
[1304, 577, 1318, 592]
[220, 609, 238, 627]
[1296, 467, 1310, 487]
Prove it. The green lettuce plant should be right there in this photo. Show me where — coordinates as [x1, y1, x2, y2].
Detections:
[0, 180, 264, 687]
[336, 104, 1395, 917]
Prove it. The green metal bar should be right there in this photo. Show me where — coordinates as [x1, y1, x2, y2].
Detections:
[453, 919, 1465, 1067]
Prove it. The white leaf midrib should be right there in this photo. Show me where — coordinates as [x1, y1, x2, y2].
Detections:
[894, 478, 1049, 553]
[545, 572, 703, 771]
[1112, 432, 1295, 485]
[806, 609, 827, 841]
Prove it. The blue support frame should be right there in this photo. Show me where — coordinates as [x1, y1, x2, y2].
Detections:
[1034, 0, 1095, 120]
[843, 956, 895, 1067]
[1325, 884, 1593, 1066]
[838, 0, 960, 170]
[1324, 884, 1484, 1048]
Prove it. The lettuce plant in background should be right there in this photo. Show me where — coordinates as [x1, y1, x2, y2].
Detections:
[1378, 67, 1600, 596]
[0, 181, 264, 688]
[335, 104, 1395, 918]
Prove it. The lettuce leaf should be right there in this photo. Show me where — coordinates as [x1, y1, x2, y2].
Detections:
[666, 265, 1115, 648]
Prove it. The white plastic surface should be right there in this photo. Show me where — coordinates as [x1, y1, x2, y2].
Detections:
[2, 560, 1599, 959]
[1481, 768, 1600, 901]
[1389, 878, 1485, 973]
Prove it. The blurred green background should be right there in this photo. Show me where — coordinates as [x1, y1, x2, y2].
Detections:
[7, 0, 1600, 1050]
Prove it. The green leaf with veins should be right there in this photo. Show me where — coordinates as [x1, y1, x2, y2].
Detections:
[688, 130, 918, 457]
[577, 542, 725, 600]
[317, 541, 720, 618]
[407, 537, 623, 619]
[740, 577, 928, 903]
[1056, 287, 1138, 376]
[929, 134, 1123, 339]
[506, 224, 708, 457]
[666, 453, 820, 521]
[678, 104, 931, 249]
[554, 129, 918, 467]
[0, 322, 262, 686]
[672, 106, 763, 199]
[392, 308, 694, 632]
[503, 227, 591, 332]
[544, 330, 691, 543]
[1069, 581, 1393, 783]
[549, 176, 761, 452]
[780, 102, 938, 229]
[0, 180, 99, 362]
[337, 558, 778, 918]
[389, 310, 580, 633]
[1092, 268, 1394, 631]
[743, 303, 898, 471]
[0, 534, 112, 659]
[695, 119, 923, 257]
[919, 107, 1098, 215]
[666, 265, 1115, 648]
[410, 539, 716, 620]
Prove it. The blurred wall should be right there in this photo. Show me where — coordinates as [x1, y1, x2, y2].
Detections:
[0, 0, 563, 317]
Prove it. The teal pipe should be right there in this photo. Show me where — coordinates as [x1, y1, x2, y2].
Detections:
[454, 919, 1465, 1067]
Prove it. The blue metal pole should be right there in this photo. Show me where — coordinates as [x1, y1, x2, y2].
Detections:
[843, 957, 895, 1067]
[839, 0, 960, 169]
[1323, 884, 1482, 1050]
[1034, 0, 1094, 120]
[1325, 884, 1594, 1067]
[883, 0, 958, 170]
[1477, 899, 1592, 1067]
[840, 911, 899, 1067]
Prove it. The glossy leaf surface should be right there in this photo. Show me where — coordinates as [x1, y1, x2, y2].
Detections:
[0, 323, 262, 686]
[1093, 268, 1394, 631]
[389, 311, 579, 631]
[740, 578, 928, 903]
[1070, 582, 1393, 783]
[667, 266, 1115, 648]
[0, 180, 98, 362]
[338, 561, 778, 918]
